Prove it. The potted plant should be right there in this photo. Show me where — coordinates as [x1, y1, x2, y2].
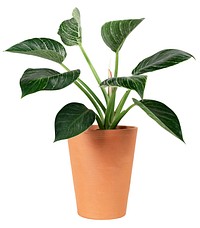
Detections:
[5, 8, 193, 220]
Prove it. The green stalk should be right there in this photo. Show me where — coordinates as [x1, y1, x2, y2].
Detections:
[114, 51, 119, 78]
[74, 80, 104, 124]
[78, 43, 109, 104]
[110, 104, 135, 129]
[60, 63, 70, 71]
[77, 78, 106, 113]
[61, 62, 105, 113]
[114, 90, 131, 118]
[105, 51, 119, 129]
[60, 63, 105, 125]
[96, 115, 105, 129]
[104, 88, 116, 128]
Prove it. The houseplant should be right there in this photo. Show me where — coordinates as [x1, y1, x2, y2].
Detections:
[6, 8, 193, 219]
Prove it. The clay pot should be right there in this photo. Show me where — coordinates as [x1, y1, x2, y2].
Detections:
[68, 125, 138, 220]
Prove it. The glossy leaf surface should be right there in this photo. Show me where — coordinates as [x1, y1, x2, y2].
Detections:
[133, 98, 184, 141]
[6, 38, 67, 63]
[132, 49, 193, 75]
[100, 75, 147, 99]
[20, 68, 80, 97]
[58, 8, 81, 46]
[101, 18, 144, 52]
[54, 102, 96, 141]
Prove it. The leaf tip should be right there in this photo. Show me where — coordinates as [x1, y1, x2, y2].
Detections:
[179, 135, 185, 144]
[21, 92, 26, 98]
[53, 138, 58, 143]
[4, 47, 14, 53]
[191, 54, 196, 60]
[73, 7, 80, 14]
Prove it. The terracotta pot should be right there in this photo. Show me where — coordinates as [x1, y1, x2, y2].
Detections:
[68, 125, 138, 220]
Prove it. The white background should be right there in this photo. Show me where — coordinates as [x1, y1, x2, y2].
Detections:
[0, 0, 200, 227]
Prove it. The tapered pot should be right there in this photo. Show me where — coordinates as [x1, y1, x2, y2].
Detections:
[68, 125, 138, 220]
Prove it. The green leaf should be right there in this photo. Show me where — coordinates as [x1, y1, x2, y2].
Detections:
[58, 8, 82, 46]
[132, 98, 184, 142]
[6, 38, 67, 63]
[132, 49, 193, 75]
[54, 102, 96, 141]
[100, 75, 147, 99]
[101, 18, 144, 52]
[20, 68, 80, 97]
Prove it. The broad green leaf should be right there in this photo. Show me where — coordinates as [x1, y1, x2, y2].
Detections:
[58, 8, 82, 46]
[20, 68, 80, 97]
[101, 18, 144, 52]
[133, 98, 184, 142]
[54, 102, 96, 141]
[100, 75, 147, 99]
[132, 49, 193, 75]
[6, 38, 67, 63]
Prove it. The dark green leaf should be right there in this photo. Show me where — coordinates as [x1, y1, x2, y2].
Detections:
[132, 49, 193, 75]
[58, 8, 81, 46]
[133, 98, 184, 142]
[54, 102, 96, 141]
[100, 75, 147, 99]
[20, 68, 80, 97]
[6, 38, 67, 63]
[101, 18, 144, 52]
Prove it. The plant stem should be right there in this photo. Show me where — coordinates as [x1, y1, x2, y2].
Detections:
[104, 89, 116, 128]
[110, 103, 135, 129]
[77, 78, 106, 113]
[59, 63, 105, 125]
[114, 51, 119, 78]
[60, 63, 70, 71]
[74, 80, 104, 124]
[61, 63, 105, 112]
[96, 115, 105, 129]
[78, 43, 109, 104]
[114, 90, 131, 117]
[105, 51, 119, 128]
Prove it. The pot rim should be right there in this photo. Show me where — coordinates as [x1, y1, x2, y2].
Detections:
[84, 125, 138, 134]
